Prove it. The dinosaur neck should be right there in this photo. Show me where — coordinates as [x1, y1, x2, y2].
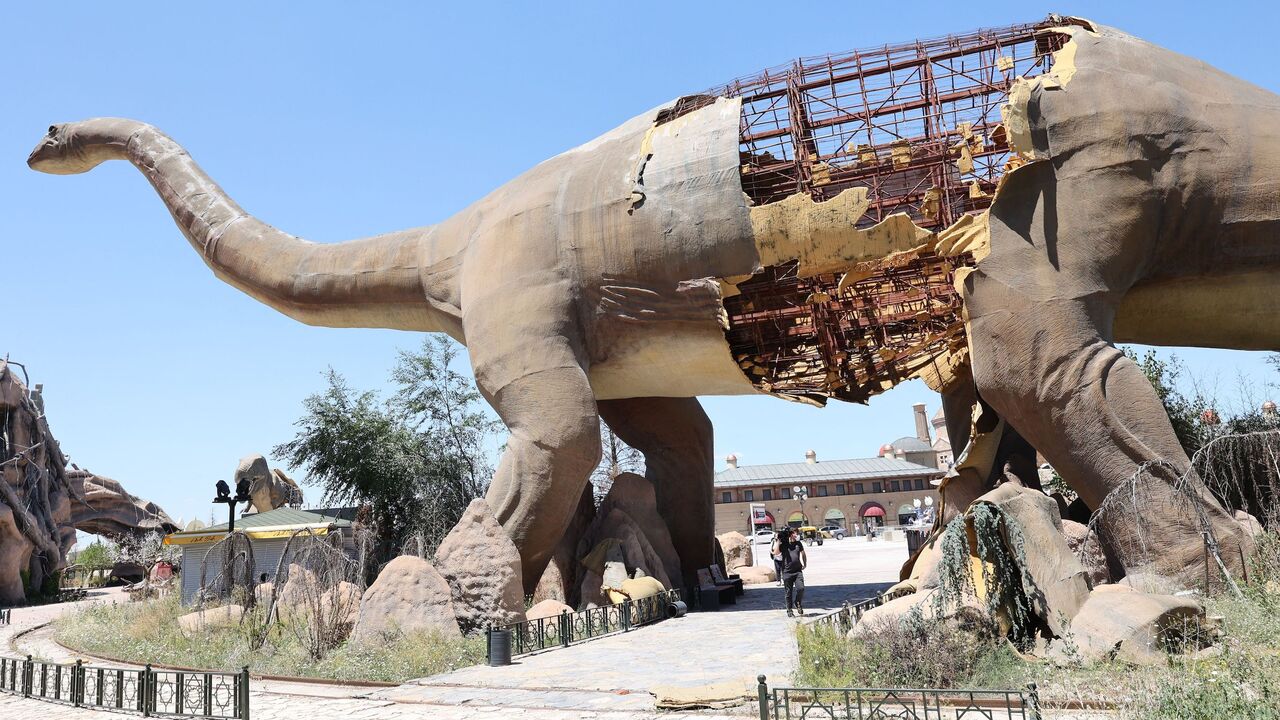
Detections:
[93, 119, 461, 335]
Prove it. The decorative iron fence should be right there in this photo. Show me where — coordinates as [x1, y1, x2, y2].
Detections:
[0, 654, 249, 719]
[489, 589, 681, 660]
[802, 593, 890, 634]
[756, 675, 1040, 720]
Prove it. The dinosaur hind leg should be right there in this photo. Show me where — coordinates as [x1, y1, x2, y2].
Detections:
[469, 321, 602, 593]
[597, 396, 715, 591]
[966, 285, 1247, 588]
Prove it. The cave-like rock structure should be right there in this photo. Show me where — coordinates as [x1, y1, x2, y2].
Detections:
[68, 469, 177, 538]
[1, 361, 174, 604]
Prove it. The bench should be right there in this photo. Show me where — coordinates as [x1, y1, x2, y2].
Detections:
[710, 564, 744, 596]
[696, 568, 737, 610]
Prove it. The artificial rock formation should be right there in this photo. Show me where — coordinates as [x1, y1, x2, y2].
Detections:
[573, 474, 682, 603]
[1061, 520, 1111, 587]
[68, 469, 176, 537]
[434, 499, 525, 630]
[715, 531, 752, 571]
[0, 362, 75, 602]
[351, 555, 460, 641]
[1, 361, 172, 603]
[29, 15, 1276, 604]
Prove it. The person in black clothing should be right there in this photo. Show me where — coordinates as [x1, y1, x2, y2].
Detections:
[771, 528, 786, 586]
[772, 527, 807, 616]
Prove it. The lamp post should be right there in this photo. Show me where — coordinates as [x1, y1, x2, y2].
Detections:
[212, 478, 253, 535]
[792, 485, 809, 526]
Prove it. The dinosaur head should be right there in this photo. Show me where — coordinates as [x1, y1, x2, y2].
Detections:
[28, 119, 142, 174]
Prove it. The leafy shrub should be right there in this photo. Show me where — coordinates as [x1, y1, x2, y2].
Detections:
[795, 609, 1000, 689]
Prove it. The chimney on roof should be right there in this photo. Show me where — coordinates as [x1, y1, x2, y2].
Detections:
[726, 454, 738, 469]
[804, 449, 817, 464]
[913, 403, 931, 443]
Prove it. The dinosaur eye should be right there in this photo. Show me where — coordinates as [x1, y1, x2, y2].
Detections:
[48, 125, 57, 135]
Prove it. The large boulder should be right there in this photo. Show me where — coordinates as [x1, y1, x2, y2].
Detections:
[321, 580, 362, 628]
[1061, 520, 1110, 587]
[178, 604, 245, 637]
[716, 531, 752, 570]
[735, 565, 776, 585]
[351, 555, 460, 641]
[1067, 588, 1206, 664]
[576, 474, 683, 590]
[1235, 510, 1265, 541]
[972, 484, 1091, 636]
[849, 592, 987, 639]
[525, 598, 572, 621]
[435, 498, 526, 631]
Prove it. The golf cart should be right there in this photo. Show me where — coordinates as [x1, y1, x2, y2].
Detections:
[797, 526, 825, 546]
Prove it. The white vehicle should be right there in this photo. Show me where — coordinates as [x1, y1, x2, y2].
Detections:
[751, 528, 776, 540]
[820, 524, 847, 540]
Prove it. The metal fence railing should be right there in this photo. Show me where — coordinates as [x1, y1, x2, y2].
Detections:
[756, 675, 1041, 720]
[0, 654, 249, 719]
[802, 593, 889, 634]
[489, 589, 681, 660]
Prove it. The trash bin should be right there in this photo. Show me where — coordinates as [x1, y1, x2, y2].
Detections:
[487, 628, 512, 666]
[905, 528, 928, 554]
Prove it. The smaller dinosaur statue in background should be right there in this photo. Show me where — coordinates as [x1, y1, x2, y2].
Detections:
[233, 453, 303, 514]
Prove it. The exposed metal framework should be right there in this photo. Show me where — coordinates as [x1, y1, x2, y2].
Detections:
[711, 18, 1078, 404]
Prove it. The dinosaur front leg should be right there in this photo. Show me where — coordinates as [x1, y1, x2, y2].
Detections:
[597, 396, 714, 590]
[966, 284, 1248, 588]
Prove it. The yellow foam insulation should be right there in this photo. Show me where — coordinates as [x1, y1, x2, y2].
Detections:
[749, 188, 932, 277]
[891, 139, 912, 169]
[935, 211, 991, 263]
[1000, 29, 1085, 160]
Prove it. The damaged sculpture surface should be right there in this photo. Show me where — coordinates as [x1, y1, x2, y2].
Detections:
[1, 361, 173, 603]
[28, 14, 1275, 626]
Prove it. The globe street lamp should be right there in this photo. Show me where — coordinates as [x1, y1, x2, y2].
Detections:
[792, 485, 811, 528]
[913, 497, 922, 525]
[212, 477, 253, 535]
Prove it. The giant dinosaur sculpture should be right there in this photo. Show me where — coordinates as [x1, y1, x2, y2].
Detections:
[28, 17, 1273, 594]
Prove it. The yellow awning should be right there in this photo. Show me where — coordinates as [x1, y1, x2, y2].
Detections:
[163, 523, 334, 546]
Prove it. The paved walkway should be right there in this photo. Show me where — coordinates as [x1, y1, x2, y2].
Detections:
[0, 538, 908, 719]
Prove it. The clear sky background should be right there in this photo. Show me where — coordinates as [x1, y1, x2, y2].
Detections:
[2, 2, 1277, 531]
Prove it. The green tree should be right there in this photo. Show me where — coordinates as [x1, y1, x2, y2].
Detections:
[590, 423, 644, 504]
[274, 338, 501, 564]
[1122, 347, 1209, 456]
[74, 540, 113, 569]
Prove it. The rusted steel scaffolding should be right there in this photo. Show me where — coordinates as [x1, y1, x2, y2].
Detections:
[713, 18, 1078, 404]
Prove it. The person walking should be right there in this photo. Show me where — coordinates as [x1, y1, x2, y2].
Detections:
[771, 528, 786, 586]
[773, 527, 807, 617]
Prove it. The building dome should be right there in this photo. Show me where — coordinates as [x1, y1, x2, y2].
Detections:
[878, 443, 895, 457]
[1263, 400, 1277, 416]
[725, 453, 738, 469]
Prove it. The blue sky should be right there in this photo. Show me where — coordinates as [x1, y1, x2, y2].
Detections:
[3, 2, 1276, 530]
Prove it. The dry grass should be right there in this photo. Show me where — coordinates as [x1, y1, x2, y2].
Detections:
[796, 532, 1280, 718]
[54, 594, 483, 683]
